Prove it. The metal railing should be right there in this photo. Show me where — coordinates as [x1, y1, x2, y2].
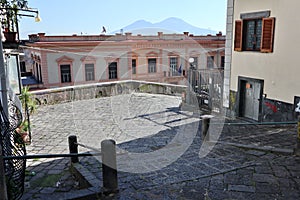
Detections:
[187, 68, 224, 113]
[1, 135, 119, 199]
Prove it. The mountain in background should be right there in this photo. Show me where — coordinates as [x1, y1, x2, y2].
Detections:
[111, 17, 218, 35]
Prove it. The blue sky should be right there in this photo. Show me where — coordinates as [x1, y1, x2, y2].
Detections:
[18, 0, 227, 39]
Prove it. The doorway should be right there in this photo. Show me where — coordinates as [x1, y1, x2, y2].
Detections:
[238, 77, 263, 121]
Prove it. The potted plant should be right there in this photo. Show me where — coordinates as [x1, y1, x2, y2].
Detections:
[15, 119, 30, 144]
[0, 0, 29, 42]
[16, 86, 37, 144]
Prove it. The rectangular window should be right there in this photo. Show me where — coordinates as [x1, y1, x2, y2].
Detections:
[109, 62, 117, 79]
[207, 56, 214, 68]
[60, 64, 71, 83]
[234, 17, 275, 52]
[38, 64, 42, 83]
[85, 63, 95, 81]
[243, 19, 262, 51]
[148, 58, 156, 73]
[170, 57, 179, 76]
[35, 62, 39, 82]
[132, 59, 136, 74]
[221, 56, 225, 69]
[20, 61, 26, 73]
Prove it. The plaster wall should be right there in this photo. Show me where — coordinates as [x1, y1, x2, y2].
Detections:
[230, 0, 300, 103]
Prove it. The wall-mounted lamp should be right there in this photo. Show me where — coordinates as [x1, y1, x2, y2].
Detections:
[1, 7, 41, 42]
[16, 8, 41, 22]
[18, 11, 42, 22]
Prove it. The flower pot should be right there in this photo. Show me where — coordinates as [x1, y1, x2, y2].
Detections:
[20, 131, 31, 145]
[3, 32, 17, 43]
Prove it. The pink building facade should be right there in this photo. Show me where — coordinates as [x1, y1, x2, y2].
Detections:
[23, 32, 225, 89]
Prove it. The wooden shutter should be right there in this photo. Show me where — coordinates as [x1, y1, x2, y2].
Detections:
[234, 20, 243, 51]
[261, 17, 275, 53]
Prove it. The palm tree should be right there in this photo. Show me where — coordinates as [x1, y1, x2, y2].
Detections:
[19, 86, 36, 115]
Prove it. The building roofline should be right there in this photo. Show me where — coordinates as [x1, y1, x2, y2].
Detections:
[26, 31, 225, 44]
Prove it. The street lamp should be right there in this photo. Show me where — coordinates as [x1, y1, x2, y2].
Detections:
[189, 57, 197, 88]
[15, 8, 41, 41]
[34, 11, 41, 22]
[16, 9, 41, 22]
[186, 57, 196, 105]
[0, 7, 41, 42]
[189, 57, 195, 69]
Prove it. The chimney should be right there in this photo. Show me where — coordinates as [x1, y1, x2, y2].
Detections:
[183, 32, 189, 36]
[125, 32, 132, 39]
[28, 34, 39, 42]
[38, 33, 45, 37]
[158, 32, 163, 38]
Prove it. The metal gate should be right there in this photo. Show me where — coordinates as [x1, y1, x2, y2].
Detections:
[186, 68, 224, 113]
[239, 78, 263, 121]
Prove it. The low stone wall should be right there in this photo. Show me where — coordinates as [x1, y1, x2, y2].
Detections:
[30, 80, 187, 105]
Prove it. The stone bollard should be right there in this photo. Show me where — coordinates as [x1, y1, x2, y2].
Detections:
[68, 135, 79, 163]
[201, 115, 214, 142]
[101, 139, 118, 194]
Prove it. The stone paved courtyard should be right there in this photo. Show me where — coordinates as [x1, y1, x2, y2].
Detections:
[21, 93, 300, 199]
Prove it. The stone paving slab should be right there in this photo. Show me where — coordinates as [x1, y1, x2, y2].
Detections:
[21, 93, 300, 199]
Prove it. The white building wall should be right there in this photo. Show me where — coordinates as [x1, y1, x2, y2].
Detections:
[72, 57, 83, 82]
[119, 55, 129, 79]
[47, 53, 59, 84]
[230, 0, 300, 103]
[97, 59, 107, 80]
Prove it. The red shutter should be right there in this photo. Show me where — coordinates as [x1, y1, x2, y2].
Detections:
[234, 20, 243, 51]
[261, 17, 275, 53]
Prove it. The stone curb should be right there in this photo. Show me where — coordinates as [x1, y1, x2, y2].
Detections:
[212, 141, 294, 155]
[67, 163, 102, 200]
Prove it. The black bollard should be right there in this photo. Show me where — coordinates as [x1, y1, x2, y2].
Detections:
[201, 115, 213, 142]
[298, 115, 300, 140]
[296, 116, 300, 156]
[101, 139, 118, 194]
[68, 135, 79, 163]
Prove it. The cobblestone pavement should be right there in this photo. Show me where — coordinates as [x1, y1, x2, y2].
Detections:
[21, 93, 300, 200]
